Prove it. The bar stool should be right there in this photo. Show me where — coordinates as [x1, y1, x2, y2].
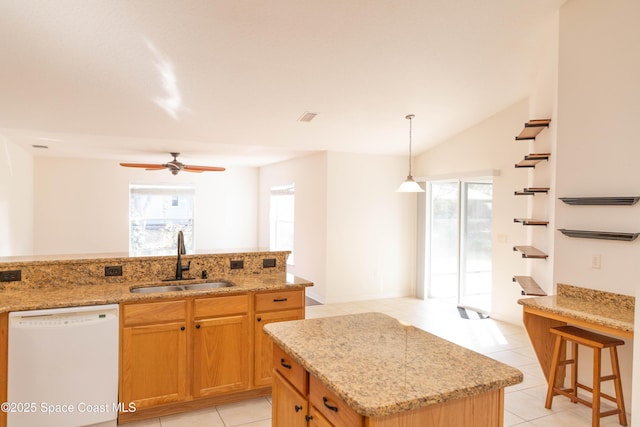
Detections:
[545, 325, 627, 427]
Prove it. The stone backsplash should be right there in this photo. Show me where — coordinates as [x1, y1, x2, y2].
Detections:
[0, 251, 290, 289]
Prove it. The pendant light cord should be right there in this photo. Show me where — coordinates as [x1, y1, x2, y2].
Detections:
[406, 114, 415, 176]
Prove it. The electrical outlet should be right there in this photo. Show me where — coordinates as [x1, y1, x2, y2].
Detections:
[591, 254, 601, 270]
[230, 260, 244, 269]
[105, 265, 123, 276]
[263, 258, 276, 268]
[0, 270, 21, 282]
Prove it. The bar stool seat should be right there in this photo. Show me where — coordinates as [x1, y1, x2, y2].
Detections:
[545, 325, 627, 427]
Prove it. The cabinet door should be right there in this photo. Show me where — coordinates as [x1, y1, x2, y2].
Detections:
[121, 321, 188, 409]
[193, 314, 250, 397]
[254, 309, 304, 387]
[272, 371, 308, 427]
[309, 406, 335, 427]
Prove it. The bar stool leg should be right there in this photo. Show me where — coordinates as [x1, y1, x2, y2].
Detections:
[592, 347, 601, 427]
[609, 346, 627, 426]
[571, 341, 578, 403]
[545, 334, 563, 409]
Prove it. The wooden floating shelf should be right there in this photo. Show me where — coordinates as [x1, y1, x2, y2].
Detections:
[514, 218, 549, 226]
[515, 119, 551, 141]
[514, 187, 550, 196]
[558, 229, 640, 241]
[559, 196, 640, 206]
[513, 276, 547, 296]
[515, 153, 550, 168]
[513, 245, 548, 259]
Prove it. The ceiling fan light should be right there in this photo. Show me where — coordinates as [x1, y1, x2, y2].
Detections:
[396, 176, 424, 192]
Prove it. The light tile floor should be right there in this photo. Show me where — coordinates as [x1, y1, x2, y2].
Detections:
[122, 297, 630, 427]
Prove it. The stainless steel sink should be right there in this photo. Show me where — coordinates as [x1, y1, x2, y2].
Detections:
[130, 281, 235, 294]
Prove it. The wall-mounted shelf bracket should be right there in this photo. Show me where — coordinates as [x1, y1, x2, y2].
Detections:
[558, 229, 639, 241]
[514, 187, 550, 196]
[513, 276, 547, 296]
[513, 245, 548, 259]
[515, 153, 550, 168]
[514, 218, 549, 226]
[515, 119, 551, 140]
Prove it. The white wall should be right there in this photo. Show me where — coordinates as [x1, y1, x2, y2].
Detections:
[259, 153, 328, 303]
[259, 151, 414, 304]
[33, 157, 258, 255]
[325, 152, 415, 303]
[0, 138, 33, 256]
[414, 99, 533, 324]
[555, 0, 640, 413]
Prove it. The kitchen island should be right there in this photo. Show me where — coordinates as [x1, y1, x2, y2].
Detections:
[264, 312, 523, 427]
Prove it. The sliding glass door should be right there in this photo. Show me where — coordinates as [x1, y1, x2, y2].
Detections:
[426, 180, 492, 313]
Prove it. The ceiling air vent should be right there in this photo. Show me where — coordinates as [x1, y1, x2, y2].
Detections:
[297, 112, 318, 122]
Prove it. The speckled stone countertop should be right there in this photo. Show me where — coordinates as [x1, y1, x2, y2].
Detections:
[0, 272, 312, 314]
[517, 283, 634, 334]
[264, 312, 523, 418]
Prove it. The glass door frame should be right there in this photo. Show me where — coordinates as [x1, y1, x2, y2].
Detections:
[418, 177, 493, 314]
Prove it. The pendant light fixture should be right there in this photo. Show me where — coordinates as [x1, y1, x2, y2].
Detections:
[396, 114, 424, 192]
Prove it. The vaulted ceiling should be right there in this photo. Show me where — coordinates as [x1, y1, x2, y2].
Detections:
[0, 0, 564, 167]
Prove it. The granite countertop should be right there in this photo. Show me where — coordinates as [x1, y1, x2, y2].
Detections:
[0, 273, 312, 314]
[517, 283, 634, 334]
[264, 312, 523, 418]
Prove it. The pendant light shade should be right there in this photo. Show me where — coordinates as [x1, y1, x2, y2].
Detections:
[396, 114, 424, 193]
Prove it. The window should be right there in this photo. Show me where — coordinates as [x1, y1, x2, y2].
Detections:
[269, 184, 294, 265]
[129, 184, 195, 256]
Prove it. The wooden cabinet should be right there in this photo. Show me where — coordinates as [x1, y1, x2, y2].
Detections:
[121, 294, 250, 411]
[119, 287, 307, 421]
[272, 343, 363, 427]
[192, 294, 250, 397]
[273, 371, 308, 427]
[308, 406, 334, 427]
[121, 300, 188, 409]
[254, 289, 305, 387]
[309, 375, 363, 427]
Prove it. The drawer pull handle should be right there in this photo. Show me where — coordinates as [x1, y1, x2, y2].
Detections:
[280, 358, 292, 369]
[180, 326, 185, 331]
[273, 298, 288, 302]
[323, 397, 338, 412]
[195, 324, 201, 329]
[294, 405, 303, 412]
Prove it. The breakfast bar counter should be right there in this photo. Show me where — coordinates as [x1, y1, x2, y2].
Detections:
[264, 312, 523, 426]
[518, 283, 634, 383]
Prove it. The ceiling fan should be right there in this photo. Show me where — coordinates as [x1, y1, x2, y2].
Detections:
[120, 152, 226, 175]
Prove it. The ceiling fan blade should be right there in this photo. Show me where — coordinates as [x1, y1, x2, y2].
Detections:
[120, 162, 165, 169]
[183, 165, 226, 172]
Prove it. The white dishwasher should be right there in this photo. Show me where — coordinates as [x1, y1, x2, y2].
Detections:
[8, 304, 119, 427]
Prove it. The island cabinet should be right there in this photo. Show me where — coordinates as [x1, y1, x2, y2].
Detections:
[120, 293, 251, 416]
[273, 345, 359, 427]
[253, 289, 305, 388]
[266, 313, 523, 427]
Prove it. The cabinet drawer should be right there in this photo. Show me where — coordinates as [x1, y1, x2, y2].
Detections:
[309, 375, 363, 427]
[194, 294, 249, 318]
[123, 300, 187, 326]
[255, 289, 304, 312]
[273, 344, 308, 395]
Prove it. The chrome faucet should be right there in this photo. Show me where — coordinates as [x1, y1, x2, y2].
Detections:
[175, 230, 191, 280]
